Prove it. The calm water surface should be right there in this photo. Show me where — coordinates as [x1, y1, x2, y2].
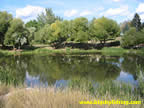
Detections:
[0, 54, 144, 87]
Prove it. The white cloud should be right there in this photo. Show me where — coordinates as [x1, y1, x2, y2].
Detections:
[101, 6, 131, 17]
[140, 14, 144, 21]
[113, 0, 121, 2]
[64, 9, 78, 17]
[94, 7, 105, 12]
[80, 10, 92, 16]
[136, 3, 144, 13]
[136, 3, 144, 21]
[16, 5, 45, 22]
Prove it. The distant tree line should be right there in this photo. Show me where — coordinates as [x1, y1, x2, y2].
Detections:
[120, 13, 144, 48]
[0, 8, 120, 49]
[0, 8, 144, 49]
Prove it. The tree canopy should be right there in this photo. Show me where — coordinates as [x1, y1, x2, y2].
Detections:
[89, 17, 120, 44]
[0, 11, 12, 47]
[1, 9, 144, 50]
[4, 18, 28, 49]
[37, 8, 63, 27]
[131, 13, 142, 31]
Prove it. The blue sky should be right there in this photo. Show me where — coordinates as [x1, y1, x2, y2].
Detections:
[1, 0, 144, 23]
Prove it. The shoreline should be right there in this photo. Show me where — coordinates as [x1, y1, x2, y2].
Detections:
[0, 47, 142, 56]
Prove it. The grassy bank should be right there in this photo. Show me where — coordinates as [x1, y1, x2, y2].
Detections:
[0, 47, 142, 56]
[0, 82, 143, 108]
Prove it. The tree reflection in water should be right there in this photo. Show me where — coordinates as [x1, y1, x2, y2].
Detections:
[0, 54, 144, 87]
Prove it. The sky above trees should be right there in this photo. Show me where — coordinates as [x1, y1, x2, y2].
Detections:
[1, 0, 144, 23]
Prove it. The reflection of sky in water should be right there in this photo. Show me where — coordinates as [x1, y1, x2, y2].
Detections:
[25, 71, 138, 88]
[25, 72, 48, 87]
[24, 56, 138, 87]
[116, 71, 137, 85]
[25, 72, 67, 87]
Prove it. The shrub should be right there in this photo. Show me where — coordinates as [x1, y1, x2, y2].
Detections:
[121, 28, 144, 48]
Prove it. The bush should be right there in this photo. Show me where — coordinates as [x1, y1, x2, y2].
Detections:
[121, 28, 144, 48]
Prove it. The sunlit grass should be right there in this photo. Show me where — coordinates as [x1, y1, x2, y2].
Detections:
[0, 86, 142, 108]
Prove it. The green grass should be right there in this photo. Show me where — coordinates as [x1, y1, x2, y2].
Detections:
[100, 47, 136, 56]
[0, 47, 142, 56]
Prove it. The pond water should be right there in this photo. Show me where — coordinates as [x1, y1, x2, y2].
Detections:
[0, 54, 144, 87]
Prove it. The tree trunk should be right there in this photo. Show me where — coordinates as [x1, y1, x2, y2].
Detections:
[104, 38, 106, 44]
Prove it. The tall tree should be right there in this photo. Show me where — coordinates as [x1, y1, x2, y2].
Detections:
[90, 17, 120, 44]
[25, 20, 40, 31]
[70, 17, 89, 42]
[27, 27, 36, 45]
[131, 13, 142, 31]
[121, 27, 144, 48]
[0, 11, 12, 47]
[142, 22, 144, 29]
[48, 20, 70, 47]
[35, 24, 51, 44]
[4, 18, 28, 49]
[89, 18, 98, 42]
[35, 20, 71, 47]
[37, 8, 63, 27]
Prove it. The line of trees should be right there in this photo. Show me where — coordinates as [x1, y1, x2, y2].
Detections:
[121, 13, 144, 48]
[0, 11, 29, 49]
[1, 8, 143, 49]
[27, 8, 120, 48]
[0, 8, 120, 49]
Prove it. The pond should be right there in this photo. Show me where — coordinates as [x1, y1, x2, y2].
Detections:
[0, 54, 144, 87]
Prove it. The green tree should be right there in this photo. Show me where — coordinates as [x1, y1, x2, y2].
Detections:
[4, 18, 28, 49]
[35, 20, 70, 47]
[90, 17, 120, 44]
[60, 20, 73, 42]
[25, 20, 40, 31]
[142, 23, 144, 29]
[70, 17, 89, 42]
[131, 13, 142, 31]
[49, 20, 68, 47]
[37, 8, 62, 27]
[0, 11, 13, 47]
[35, 24, 51, 44]
[27, 27, 36, 45]
[88, 18, 98, 43]
[121, 27, 144, 48]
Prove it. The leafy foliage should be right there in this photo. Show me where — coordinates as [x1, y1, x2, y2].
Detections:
[35, 24, 50, 44]
[131, 13, 142, 31]
[1, 9, 144, 50]
[27, 27, 36, 45]
[4, 18, 28, 49]
[37, 8, 63, 27]
[70, 17, 89, 42]
[25, 20, 40, 31]
[90, 17, 120, 44]
[121, 28, 144, 48]
[0, 11, 12, 46]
